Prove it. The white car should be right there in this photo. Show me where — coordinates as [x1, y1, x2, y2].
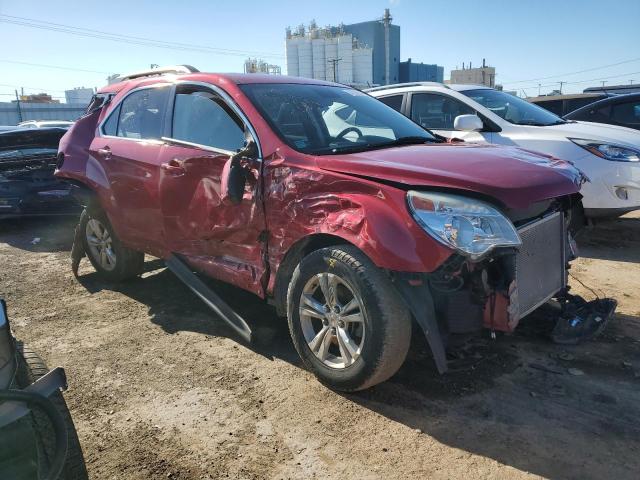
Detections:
[17, 120, 74, 129]
[368, 83, 640, 218]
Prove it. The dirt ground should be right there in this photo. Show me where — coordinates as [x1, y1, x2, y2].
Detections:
[1, 212, 639, 480]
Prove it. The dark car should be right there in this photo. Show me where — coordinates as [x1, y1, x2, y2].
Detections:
[565, 93, 640, 131]
[0, 128, 79, 219]
[0, 299, 88, 479]
[56, 66, 589, 391]
[527, 93, 608, 117]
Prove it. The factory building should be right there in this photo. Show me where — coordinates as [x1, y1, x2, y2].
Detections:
[285, 9, 399, 87]
[399, 59, 444, 83]
[244, 58, 282, 75]
[449, 60, 496, 87]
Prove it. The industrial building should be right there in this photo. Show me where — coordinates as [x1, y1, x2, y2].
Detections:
[285, 9, 399, 87]
[244, 58, 282, 75]
[449, 60, 496, 87]
[65, 87, 95, 106]
[399, 59, 443, 83]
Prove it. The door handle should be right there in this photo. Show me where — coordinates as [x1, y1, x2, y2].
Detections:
[97, 147, 112, 160]
[161, 158, 186, 176]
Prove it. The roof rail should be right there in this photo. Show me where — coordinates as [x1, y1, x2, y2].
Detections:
[117, 65, 200, 82]
[365, 81, 448, 93]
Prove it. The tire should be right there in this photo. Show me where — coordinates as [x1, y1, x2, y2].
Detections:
[16, 343, 89, 480]
[287, 245, 412, 391]
[79, 208, 144, 281]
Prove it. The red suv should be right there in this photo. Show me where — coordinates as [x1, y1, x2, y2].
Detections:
[56, 66, 584, 391]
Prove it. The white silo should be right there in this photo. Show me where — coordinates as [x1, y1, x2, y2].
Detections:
[286, 37, 299, 77]
[298, 38, 313, 78]
[353, 47, 373, 86]
[325, 36, 339, 82]
[337, 35, 353, 85]
[312, 37, 326, 80]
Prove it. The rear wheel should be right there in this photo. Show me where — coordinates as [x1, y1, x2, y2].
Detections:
[16, 343, 89, 480]
[287, 245, 412, 391]
[79, 208, 144, 281]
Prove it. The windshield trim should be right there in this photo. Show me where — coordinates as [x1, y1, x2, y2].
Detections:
[240, 83, 436, 156]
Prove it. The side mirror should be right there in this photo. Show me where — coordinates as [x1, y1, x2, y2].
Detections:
[221, 135, 258, 205]
[453, 114, 483, 132]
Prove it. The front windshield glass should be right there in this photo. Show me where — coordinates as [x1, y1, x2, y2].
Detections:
[462, 89, 566, 126]
[240, 83, 436, 155]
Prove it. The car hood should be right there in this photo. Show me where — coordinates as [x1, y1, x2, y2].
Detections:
[315, 143, 583, 209]
[541, 120, 640, 146]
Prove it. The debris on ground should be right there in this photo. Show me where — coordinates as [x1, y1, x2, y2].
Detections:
[551, 296, 617, 345]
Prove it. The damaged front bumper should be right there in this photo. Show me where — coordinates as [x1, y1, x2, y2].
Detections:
[392, 209, 615, 374]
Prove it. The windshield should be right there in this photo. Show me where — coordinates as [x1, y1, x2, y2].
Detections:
[240, 83, 436, 155]
[462, 89, 566, 126]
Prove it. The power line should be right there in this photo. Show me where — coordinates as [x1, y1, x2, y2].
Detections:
[501, 57, 640, 85]
[0, 14, 284, 59]
[0, 59, 110, 74]
[519, 70, 640, 91]
[0, 82, 68, 93]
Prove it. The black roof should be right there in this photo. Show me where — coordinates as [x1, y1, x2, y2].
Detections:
[565, 92, 640, 119]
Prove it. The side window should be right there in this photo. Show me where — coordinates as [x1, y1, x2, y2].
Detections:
[378, 95, 403, 112]
[410, 93, 474, 130]
[116, 87, 170, 140]
[171, 87, 245, 152]
[610, 100, 640, 124]
[102, 104, 120, 136]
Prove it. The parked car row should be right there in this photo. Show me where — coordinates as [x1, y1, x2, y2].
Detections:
[50, 65, 622, 392]
[368, 83, 640, 217]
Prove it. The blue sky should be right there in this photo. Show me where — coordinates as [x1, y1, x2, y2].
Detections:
[1, 0, 639, 101]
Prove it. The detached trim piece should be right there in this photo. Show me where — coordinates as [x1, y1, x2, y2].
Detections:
[393, 274, 448, 374]
[165, 254, 252, 343]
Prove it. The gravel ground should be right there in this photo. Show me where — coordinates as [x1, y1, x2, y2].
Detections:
[1, 212, 639, 480]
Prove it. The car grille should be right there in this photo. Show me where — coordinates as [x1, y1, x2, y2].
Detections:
[516, 211, 566, 318]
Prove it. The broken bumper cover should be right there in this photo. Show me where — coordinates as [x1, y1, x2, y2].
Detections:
[392, 210, 615, 374]
[0, 181, 78, 218]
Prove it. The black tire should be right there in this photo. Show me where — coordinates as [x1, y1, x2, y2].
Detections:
[16, 343, 89, 480]
[79, 208, 144, 281]
[287, 245, 412, 391]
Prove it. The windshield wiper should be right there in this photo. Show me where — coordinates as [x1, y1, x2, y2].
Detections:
[384, 136, 434, 146]
[516, 120, 566, 126]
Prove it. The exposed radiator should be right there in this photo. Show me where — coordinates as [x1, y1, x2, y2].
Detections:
[516, 211, 566, 318]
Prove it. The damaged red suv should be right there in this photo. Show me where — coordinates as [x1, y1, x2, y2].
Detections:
[56, 66, 586, 391]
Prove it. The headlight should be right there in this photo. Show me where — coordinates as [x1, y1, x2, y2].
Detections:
[407, 191, 521, 260]
[570, 138, 640, 162]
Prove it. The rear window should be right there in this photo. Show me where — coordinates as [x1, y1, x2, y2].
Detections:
[115, 87, 170, 140]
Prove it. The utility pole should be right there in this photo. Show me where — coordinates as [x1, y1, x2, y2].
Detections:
[14, 89, 23, 123]
[559, 81, 565, 94]
[601, 81, 607, 87]
[538, 83, 541, 96]
[327, 58, 342, 83]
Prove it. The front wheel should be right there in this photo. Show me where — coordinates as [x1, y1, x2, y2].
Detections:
[287, 246, 412, 391]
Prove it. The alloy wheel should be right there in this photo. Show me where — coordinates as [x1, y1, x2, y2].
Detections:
[85, 219, 116, 271]
[299, 272, 366, 369]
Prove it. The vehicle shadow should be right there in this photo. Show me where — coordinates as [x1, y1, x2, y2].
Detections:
[0, 216, 78, 253]
[75, 263, 301, 367]
[76, 261, 640, 480]
[347, 310, 640, 480]
[576, 214, 640, 263]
